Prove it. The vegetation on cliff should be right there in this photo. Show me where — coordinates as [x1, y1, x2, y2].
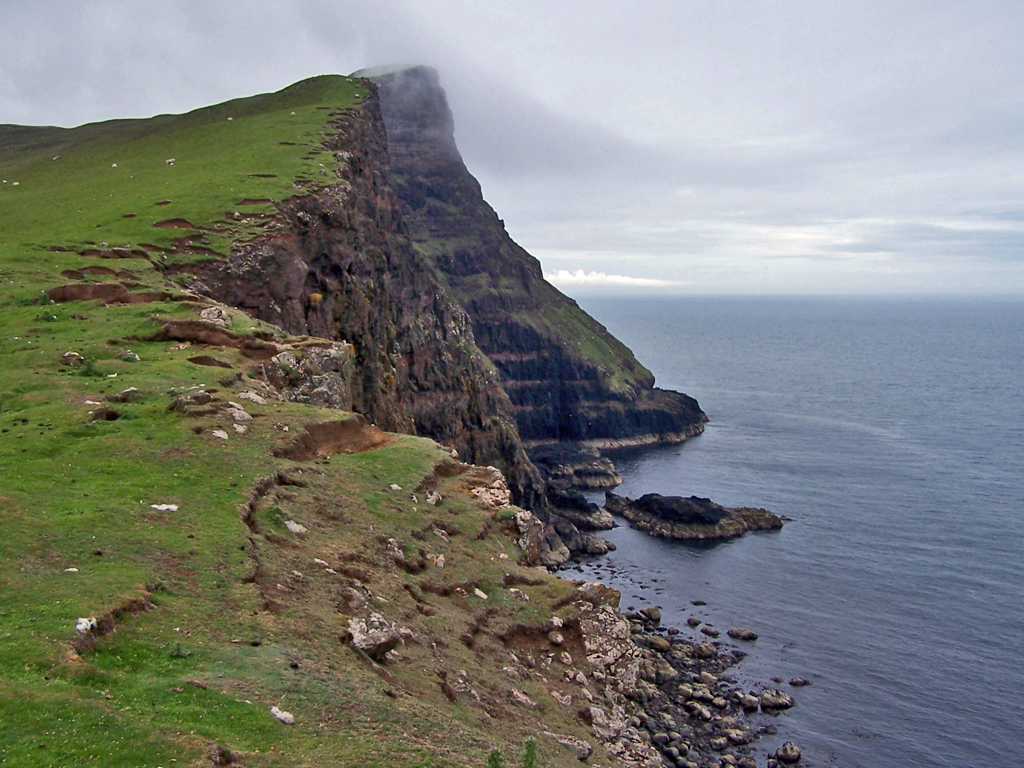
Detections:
[0, 75, 614, 767]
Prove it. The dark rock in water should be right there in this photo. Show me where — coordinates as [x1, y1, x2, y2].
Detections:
[728, 628, 758, 641]
[687, 617, 702, 627]
[789, 677, 811, 687]
[547, 485, 615, 530]
[700, 626, 720, 638]
[605, 491, 783, 542]
[691, 600, 707, 606]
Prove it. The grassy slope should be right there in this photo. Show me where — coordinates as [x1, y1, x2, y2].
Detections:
[0, 78, 603, 767]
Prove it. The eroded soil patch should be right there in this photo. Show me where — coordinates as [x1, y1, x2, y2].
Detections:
[272, 416, 390, 460]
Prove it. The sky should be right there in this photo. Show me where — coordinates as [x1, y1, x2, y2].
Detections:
[2, 0, 1023, 295]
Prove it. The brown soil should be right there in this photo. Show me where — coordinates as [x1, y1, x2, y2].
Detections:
[72, 590, 152, 655]
[78, 248, 148, 259]
[236, 198, 274, 206]
[248, 173, 277, 178]
[146, 319, 279, 360]
[47, 282, 170, 305]
[186, 355, 233, 368]
[155, 199, 172, 206]
[153, 219, 198, 229]
[122, 213, 137, 218]
[46, 245, 71, 252]
[272, 416, 390, 460]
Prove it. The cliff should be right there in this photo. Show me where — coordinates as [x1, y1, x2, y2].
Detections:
[364, 66, 707, 454]
[187, 86, 547, 512]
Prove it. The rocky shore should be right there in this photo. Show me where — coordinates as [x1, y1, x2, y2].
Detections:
[569, 586, 805, 768]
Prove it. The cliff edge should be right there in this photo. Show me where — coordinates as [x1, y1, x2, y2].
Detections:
[363, 66, 707, 457]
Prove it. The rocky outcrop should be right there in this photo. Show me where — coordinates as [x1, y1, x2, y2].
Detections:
[605, 492, 783, 542]
[190, 90, 546, 512]
[365, 66, 707, 453]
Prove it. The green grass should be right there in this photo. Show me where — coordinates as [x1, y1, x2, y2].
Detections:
[1, 75, 363, 264]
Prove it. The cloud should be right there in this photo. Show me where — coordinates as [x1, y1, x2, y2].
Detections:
[545, 269, 684, 288]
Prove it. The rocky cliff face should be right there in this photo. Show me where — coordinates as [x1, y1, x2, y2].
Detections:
[191, 92, 546, 511]
[366, 66, 707, 451]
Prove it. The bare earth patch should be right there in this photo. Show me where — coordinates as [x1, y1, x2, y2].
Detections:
[272, 416, 390, 460]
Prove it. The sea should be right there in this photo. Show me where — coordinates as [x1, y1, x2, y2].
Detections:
[570, 296, 1024, 767]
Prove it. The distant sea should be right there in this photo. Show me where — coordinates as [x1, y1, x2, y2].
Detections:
[572, 296, 1024, 767]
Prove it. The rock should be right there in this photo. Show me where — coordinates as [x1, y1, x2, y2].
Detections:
[211, 429, 229, 440]
[237, 390, 267, 405]
[425, 490, 442, 506]
[75, 617, 97, 633]
[710, 737, 729, 751]
[548, 630, 565, 646]
[269, 706, 294, 725]
[687, 617, 701, 627]
[199, 306, 231, 327]
[61, 350, 85, 368]
[284, 520, 307, 534]
[760, 689, 796, 710]
[648, 635, 671, 653]
[775, 742, 802, 763]
[727, 628, 758, 641]
[581, 533, 615, 555]
[694, 642, 717, 660]
[698, 671, 717, 686]
[551, 689, 572, 706]
[789, 677, 811, 687]
[346, 613, 401, 661]
[508, 588, 529, 602]
[511, 688, 538, 709]
[605, 491, 783, 542]
[640, 606, 661, 623]
[739, 694, 760, 710]
[543, 731, 593, 761]
[539, 531, 571, 567]
[700, 626, 719, 638]
[473, 588, 488, 600]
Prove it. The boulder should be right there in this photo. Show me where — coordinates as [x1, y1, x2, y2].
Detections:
[775, 742, 802, 763]
[760, 688, 796, 710]
[346, 613, 401, 661]
[727, 627, 758, 641]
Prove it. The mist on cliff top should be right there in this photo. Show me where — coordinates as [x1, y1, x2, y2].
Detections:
[2, 0, 1023, 295]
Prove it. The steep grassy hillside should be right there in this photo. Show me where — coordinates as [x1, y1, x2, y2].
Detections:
[0, 78, 616, 768]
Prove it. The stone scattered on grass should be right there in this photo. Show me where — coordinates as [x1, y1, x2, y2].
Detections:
[211, 429, 229, 440]
[237, 390, 267, 405]
[285, 520, 308, 534]
[75, 617, 97, 633]
[151, 504, 179, 512]
[64, 567, 79, 573]
[269, 706, 294, 725]
[473, 588, 488, 600]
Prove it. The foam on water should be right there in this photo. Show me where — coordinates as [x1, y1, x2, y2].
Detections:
[572, 296, 1024, 767]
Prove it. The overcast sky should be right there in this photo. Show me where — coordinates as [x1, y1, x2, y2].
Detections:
[3, 1, 1023, 294]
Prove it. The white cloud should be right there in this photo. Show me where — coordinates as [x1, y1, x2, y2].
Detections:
[545, 269, 683, 288]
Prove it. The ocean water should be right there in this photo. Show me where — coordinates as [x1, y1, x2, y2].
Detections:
[571, 296, 1024, 767]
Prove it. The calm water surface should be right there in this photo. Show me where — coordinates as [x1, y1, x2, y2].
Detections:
[572, 296, 1024, 767]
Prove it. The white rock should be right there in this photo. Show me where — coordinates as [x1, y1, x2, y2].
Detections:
[313, 558, 329, 566]
[211, 429, 229, 440]
[269, 706, 294, 725]
[425, 490, 442, 506]
[285, 520, 308, 534]
[75, 617, 96, 633]
[150, 503, 179, 512]
[473, 588, 488, 600]
[389, 484, 402, 491]
[237, 391, 267, 405]
[509, 588, 529, 602]
[232, 424, 247, 434]
[64, 567, 79, 573]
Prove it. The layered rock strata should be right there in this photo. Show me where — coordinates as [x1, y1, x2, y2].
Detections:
[365, 66, 707, 454]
